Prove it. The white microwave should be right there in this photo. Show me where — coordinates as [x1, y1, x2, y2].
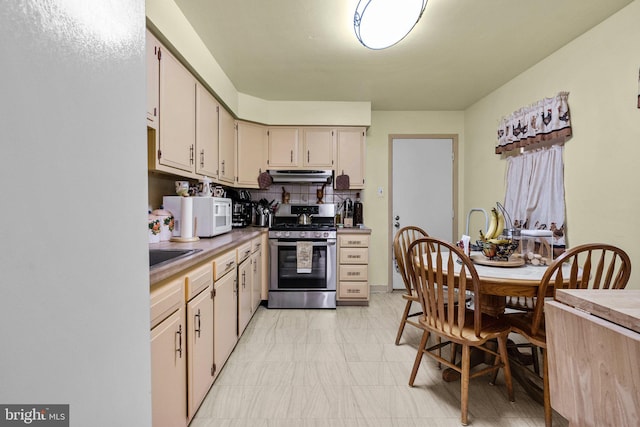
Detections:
[163, 196, 232, 237]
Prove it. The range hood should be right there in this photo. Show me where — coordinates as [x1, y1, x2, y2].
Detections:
[268, 170, 333, 184]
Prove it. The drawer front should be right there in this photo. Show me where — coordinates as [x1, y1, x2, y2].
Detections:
[213, 251, 236, 281]
[339, 247, 369, 264]
[339, 281, 369, 299]
[339, 264, 368, 281]
[339, 234, 370, 247]
[251, 236, 262, 254]
[150, 276, 185, 329]
[186, 262, 213, 301]
[237, 242, 252, 263]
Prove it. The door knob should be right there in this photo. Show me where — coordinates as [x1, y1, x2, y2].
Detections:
[394, 215, 400, 220]
[394, 222, 400, 228]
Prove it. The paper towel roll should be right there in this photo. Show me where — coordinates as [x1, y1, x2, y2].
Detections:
[180, 197, 193, 238]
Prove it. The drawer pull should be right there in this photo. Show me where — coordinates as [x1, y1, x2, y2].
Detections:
[347, 272, 361, 277]
[347, 289, 361, 294]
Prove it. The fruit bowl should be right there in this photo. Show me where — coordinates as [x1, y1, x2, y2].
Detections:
[481, 240, 519, 261]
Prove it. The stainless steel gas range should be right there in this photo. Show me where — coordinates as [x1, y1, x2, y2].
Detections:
[268, 204, 337, 309]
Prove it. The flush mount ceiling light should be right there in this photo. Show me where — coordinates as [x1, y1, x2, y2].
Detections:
[354, 0, 427, 50]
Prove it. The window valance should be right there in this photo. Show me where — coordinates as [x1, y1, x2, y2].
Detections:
[496, 92, 571, 154]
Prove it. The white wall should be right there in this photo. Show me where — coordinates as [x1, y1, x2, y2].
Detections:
[0, 2, 152, 426]
[464, 0, 640, 287]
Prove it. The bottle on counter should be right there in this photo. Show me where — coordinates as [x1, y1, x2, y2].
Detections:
[354, 192, 363, 225]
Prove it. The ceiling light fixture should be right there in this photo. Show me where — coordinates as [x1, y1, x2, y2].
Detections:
[354, 0, 427, 50]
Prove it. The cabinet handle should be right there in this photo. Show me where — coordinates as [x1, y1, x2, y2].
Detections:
[221, 160, 225, 175]
[242, 271, 246, 289]
[189, 145, 194, 165]
[176, 325, 183, 358]
[194, 309, 201, 338]
[200, 149, 205, 168]
[307, 150, 310, 163]
[290, 150, 293, 163]
[233, 278, 237, 295]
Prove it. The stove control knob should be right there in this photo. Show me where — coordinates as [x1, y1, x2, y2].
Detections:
[284, 231, 291, 238]
[300, 231, 306, 238]
[315, 231, 321, 238]
[323, 232, 329, 238]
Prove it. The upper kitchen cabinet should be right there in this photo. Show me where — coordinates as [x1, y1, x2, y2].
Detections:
[267, 127, 299, 169]
[146, 30, 160, 129]
[336, 128, 366, 189]
[218, 106, 236, 185]
[236, 121, 267, 188]
[149, 44, 196, 176]
[303, 128, 335, 168]
[195, 83, 219, 179]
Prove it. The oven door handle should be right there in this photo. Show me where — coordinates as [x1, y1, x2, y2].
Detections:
[270, 240, 336, 247]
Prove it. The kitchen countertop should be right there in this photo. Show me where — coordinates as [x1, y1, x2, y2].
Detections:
[149, 227, 268, 286]
[337, 225, 371, 234]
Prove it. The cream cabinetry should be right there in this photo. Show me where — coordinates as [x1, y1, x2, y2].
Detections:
[336, 128, 366, 189]
[251, 237, 263, 312]
[212, 250, 238, 376]
[267, 127, 299, 168]
[236, 121, 268, 188]
[146, 29, 160, 129]
[337, 233, 370, 303]
[237, 241, 253, 335]
[260, 233, 270, 301]
[195, 83, 219, 178]
[185, 263, 214, 422]
[302, 127, 335, 168]
[158, 46, 196, 174]
[150, 277, 187, 427]
[218, 107, 236, 185]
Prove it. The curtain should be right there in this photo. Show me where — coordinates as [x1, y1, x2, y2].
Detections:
[504, 145, 566, 247]
[496, 92, 571, 154]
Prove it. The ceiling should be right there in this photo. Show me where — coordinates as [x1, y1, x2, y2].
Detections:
[173, 0, 633, 111]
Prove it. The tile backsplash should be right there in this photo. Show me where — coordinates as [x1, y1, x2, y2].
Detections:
[250, 184, 362, 206]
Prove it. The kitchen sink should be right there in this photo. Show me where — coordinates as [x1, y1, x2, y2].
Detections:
[149, 248, 202, 268]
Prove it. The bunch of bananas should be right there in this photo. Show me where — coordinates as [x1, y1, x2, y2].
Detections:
[479, 207, 507, 243]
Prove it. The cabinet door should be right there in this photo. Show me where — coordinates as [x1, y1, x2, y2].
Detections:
[218, 107, 236, 184]
[214, 271, 238, 377]
[251, 249, 262, 313]
[187, 286, 214, 420]
[195, 84, 219, 178]
[146, 30, 160, 129]
[151, 306, 187, 427]
[159, 48, 196, 173]
[303, 128, 335, 168]
[237, 258, 252, 335]
[236, 121, 267, 188]
[336, 128, 366, 189]
[268, 127, 299, 168]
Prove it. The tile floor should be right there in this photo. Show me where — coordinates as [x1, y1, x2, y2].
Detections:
[191, 292, 568, 426]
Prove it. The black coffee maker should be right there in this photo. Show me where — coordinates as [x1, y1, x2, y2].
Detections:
[227, 189, 253, 227]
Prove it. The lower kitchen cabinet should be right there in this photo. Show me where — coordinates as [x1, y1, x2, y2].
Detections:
[151, 303, 187, 427]
[337, 232, 370, 304]
[237, 241, 253, 335]
[186, 284, 214, 421]
[212, 250, 238, 379]
[251, 236, 263, 312]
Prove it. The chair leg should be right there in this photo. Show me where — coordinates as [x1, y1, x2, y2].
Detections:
[497, 335, 514, 402]
[460, 345, 471, 426]
[531, 344, 540, 375]
[395, 300, 413, 345]
[409, 330, 429, 386]
[542, 349, 552, 427]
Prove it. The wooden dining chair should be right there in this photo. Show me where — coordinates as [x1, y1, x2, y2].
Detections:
[503, 243, 631, 427]
[393, 226, 431, 345]
[407, 237, 514, 426]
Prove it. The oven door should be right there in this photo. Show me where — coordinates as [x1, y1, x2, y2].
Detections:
[269, 239, 336, 291]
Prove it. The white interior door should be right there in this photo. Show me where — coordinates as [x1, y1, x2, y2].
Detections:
[392, 137, 454, 289]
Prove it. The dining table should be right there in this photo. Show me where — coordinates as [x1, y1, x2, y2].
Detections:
[421, 250, 579, 404]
